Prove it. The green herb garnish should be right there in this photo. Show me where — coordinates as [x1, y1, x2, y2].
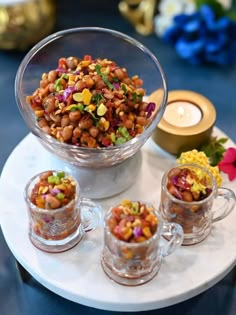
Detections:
[95, 64, 114, 90]
[54, 73, 68, 91]
[200, 136, 228, 166]
[57, 171, 65, 178]
[91, 93, 105, 105]
[70, 104, 84, 112]
[121, 84, 127, 94]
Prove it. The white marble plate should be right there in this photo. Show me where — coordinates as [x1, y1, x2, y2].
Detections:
[0, 126, 235, 312]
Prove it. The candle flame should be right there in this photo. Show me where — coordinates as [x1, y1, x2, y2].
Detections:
[177, 106, 185, 117]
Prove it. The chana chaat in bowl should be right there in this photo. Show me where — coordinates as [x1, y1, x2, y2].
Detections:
[26, 55, 156, 148]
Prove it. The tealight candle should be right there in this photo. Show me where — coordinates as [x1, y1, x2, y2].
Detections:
[148, 90, 216, 155]
[163, 101, 202, 127]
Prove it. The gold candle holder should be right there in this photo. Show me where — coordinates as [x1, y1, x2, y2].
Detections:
[148, 90, 216, 155]
[0, 0, 56, 51]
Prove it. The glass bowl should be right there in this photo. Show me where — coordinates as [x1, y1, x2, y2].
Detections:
[15, 27, 167, 198]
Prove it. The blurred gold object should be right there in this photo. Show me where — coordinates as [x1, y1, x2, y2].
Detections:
[118, 0, 157, 35]
[0, 0, 56, 50]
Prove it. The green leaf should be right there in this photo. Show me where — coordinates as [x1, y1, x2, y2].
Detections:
[121, 84, 127, 94]
[95, 64, 114, 89]
[200, 136, 228, 166]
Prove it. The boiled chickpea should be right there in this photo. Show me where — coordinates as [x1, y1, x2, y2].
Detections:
[124, 119, 134, 129]
[47, 70, 57, 83]
[45, 194, 61, 209]
[61, 115, 70, 128]
[136, 116, 147, 126]
[89, 126, 99, 138]
[61, 125, 73, 141]
[40, 79, 49, 88]
[44, 97, 56, 113]
[69, 110, 81, 122]
[66, 57, 78, 70]
[79, 117, 93, 130]
[73, 127, 82, 138]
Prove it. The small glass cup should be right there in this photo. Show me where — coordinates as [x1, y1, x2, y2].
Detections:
[101, 201, 183, 286]
[24, 170, 101, 253]
[159, 163, 236, 246]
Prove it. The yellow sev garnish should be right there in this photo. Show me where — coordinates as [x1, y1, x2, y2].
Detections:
[177, 149, 223, 186]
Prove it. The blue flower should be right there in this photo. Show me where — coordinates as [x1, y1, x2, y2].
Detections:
[162, 4, 236, 65]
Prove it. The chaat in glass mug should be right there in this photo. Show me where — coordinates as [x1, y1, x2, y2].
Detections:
[24, 170, 101, 253]
[101, 199, 184, 286]
[159, 163, 236, 246]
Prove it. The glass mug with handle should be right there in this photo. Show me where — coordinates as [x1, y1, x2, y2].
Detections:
[159, 163, 236, 246]
[101, 199, 183, 286]
[24, 170, 101, 253]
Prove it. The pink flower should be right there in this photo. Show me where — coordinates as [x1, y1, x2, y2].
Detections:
[218, 147, 236, 181]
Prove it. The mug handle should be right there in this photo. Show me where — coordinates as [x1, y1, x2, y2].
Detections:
[80, 198, 102, 232]
[212, 187, 236, 223]
[161, 222, 184, 257]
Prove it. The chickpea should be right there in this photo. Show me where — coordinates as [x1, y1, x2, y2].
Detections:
[182, 191, 193, 202]
[40, 79, 49, 88]
[39, 86, 49, 97]
[26, 95, 32, 104]
[124, 119, 134, 129]
[92, 74, 101, 83]
[48, 83, 55, 93]
[95, 79, 106, 90]
[38, 118, 48, 128]
[44, 96, 56, 113]
[75, 80, 86, 91]
[69, 110, 81, 122]
[73, 127, 82, 138]
[41, 126, 51, 135]
[61, 125, 73, 141]
[122, 77, 132, 85]
[51, 114, 61, 126]
[87, 137, 97, 148]
[139, 110, 146, 117]
[80, 131, 90, 144]
[47, 70, 57, 83]
[136, 116, 147, 126]
[79, 117, 93, 130]
[45, 194, 61, 209]
[89, 126, 99, 138]
[66, 57, 78, 70]
[83, 75, 94, 88]
[61, 115, 70, 128]
[114, 68, 125, 80]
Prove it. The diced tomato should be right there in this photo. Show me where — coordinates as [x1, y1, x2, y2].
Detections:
[84, 55, 92, 61]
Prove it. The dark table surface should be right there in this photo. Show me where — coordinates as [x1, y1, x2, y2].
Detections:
[0, 1, 236, 315]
